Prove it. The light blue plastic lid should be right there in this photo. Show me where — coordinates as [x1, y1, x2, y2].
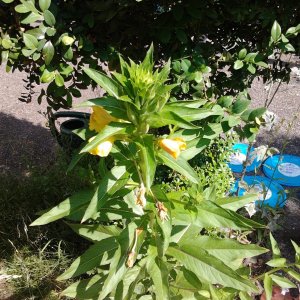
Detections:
[231, 176, 286, 208]
[228, 143, 260, 173]
[262, 154, 300, 187]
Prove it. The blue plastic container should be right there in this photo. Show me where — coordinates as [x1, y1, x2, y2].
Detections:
[263, 154, 300, 187]
[228, 143, 260, 173]
[231, 176, 286, 208]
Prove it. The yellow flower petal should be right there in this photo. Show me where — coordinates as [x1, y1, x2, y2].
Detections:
[89, 106, 116, 132]
[159, 138, 187, 159]
[88, 137, 114, 157]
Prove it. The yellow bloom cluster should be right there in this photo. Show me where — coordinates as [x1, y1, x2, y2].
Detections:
[88, 137, 114, 157]
[89, 106, 116, 132]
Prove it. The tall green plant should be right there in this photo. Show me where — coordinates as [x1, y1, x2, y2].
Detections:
[30, 46, 273, 299]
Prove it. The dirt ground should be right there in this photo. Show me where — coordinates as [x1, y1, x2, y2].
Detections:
[0, 62, 300, 298]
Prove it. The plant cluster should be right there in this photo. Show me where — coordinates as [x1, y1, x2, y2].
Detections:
[28, 46, 300, 300]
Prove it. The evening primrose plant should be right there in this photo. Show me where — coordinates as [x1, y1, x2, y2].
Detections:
[31, 46, 272, 299]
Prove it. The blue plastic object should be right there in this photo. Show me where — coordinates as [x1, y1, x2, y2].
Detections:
[263, 154, 300, 187]
[231, 176, 286, 208]
[228, 143, 260, 173]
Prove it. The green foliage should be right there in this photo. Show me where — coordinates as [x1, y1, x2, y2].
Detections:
[0, 0, 299, 108]
[30, 47, 273, 299]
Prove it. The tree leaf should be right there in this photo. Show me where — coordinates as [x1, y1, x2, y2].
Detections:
[83, 67, 123, 99]
[42, 41, 54, 65]
[167, 245, 257, 292]
[44, 9, 56, 26]
[57, 237, 118, 280]
[21, 12, 43, 24]
[39, 0, 51, 11]
[270, 233, 281, 258]
[232, 99, 251, 114]
[15, 4, 31, 13]
[157, 151, 199, 184]
[238, 49, 247, 59]
[23, 33, 38, 50]
[146, 256, 170, 299]
[55, 73, 64, 87]
[271, 21, 281, 42]
[234, 60, 244, 70]
[266, 258, 287, 267]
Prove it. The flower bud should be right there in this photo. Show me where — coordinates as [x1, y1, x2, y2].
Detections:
[88, 137, 114, 157]
[159, 138, 186, 159]
[89, 106, 116, 132]
[135, 183, 146, 207]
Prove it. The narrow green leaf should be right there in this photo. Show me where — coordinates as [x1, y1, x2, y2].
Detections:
[21, 12, 43, 24]
[247, 63, 256, 74]
[286, 269, 300, 282]
[285, 43, 295, 52]
[67, 223, 121, 242]
[80, 122, 133, 153]
[44, 9, 56, 26]
[83, 67, 123, 99]
[270, 233, 281, 258]
[158, 151, 199, 184]
[269, 274, 296, 288]
[238, 49, 247, 59]
[266, 258, 287, 267]
[215, 194, 258, 211]
[167, 245, 257, 292]
[264, 274, 273, 300]
[135, 135, 156, 189]
[57, 237, 118, 280]
[82, 165, 130, 222]
[61, 275, 105, 298]
[271, 21, 281, 42]
[30, 188, 95, 226]
[146, 256, 170, 299]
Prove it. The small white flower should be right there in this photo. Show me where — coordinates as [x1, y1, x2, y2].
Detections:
[244, 202, 257, 218]
[262, 110, 278, 131]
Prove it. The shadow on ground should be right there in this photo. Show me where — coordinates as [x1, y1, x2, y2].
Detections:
[0, 112, 56, 175]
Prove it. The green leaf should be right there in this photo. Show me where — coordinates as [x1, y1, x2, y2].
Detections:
[172, 200, 265, 230]
[234, 60, 244, 70]
[44, 9, 56, 26]
[1, 38, 13, 49]
[61, 275, 105, 298]
[2, 0, 14, 3]
[15, 4, 31, 13]
[146, 256, 170, 299]
[21, 48, 36, 57]
[23, 33, 38, 50]
[232, 99, 251, 114]
[291, 240, 300, 264]
[266, 258, 287, 267]
[135, 135, 156, 189]
[264, 274, 273, 300]
[215, 194, 258, 211]
[269, 274, 296, 288]
[285, 43, 295, 52]
[57, 237, 118, 280]
[167, 245, 257, 292]
[55, 73, 64, 87]
[80, 122, 133, 153]
[39, 0, 51, 11]
[30, 188, 95, 225]
[158, 151, 199, 184]
[67, 223, 121, 242]
[181, 59, 191, 72]
[149, 110, 198, 129]
[217, 96, 233, 108]
[255, 61, 269, 68]
[286, 269, 300, 282]
[76, 96, 127, 120]
[63, 46, 73, 61]
[247, 63, 256, 74]
[238, 49, 247, 59]
[270, 233, 281, 258]
[82, 165, 130, 222]
[180, 236, 268, 268]
[172, 60, 181, 73]
[271, 21, 281, 42]
[43, 41, 54, 65]
[239, 291, 253, 300]
[83, 67, 123, 99]
[21, 12, 43, 24]
[248, 107, 266, 121]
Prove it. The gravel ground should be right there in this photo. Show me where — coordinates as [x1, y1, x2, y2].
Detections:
[0, 63, 299, 298]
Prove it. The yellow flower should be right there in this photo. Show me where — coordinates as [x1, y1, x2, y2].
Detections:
[159, 137, 186, 159]
[88, 136, 114, 157]
[89, 106, 116, 132]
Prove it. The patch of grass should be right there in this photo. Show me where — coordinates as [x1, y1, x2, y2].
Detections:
[0, 150, 96, 299]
